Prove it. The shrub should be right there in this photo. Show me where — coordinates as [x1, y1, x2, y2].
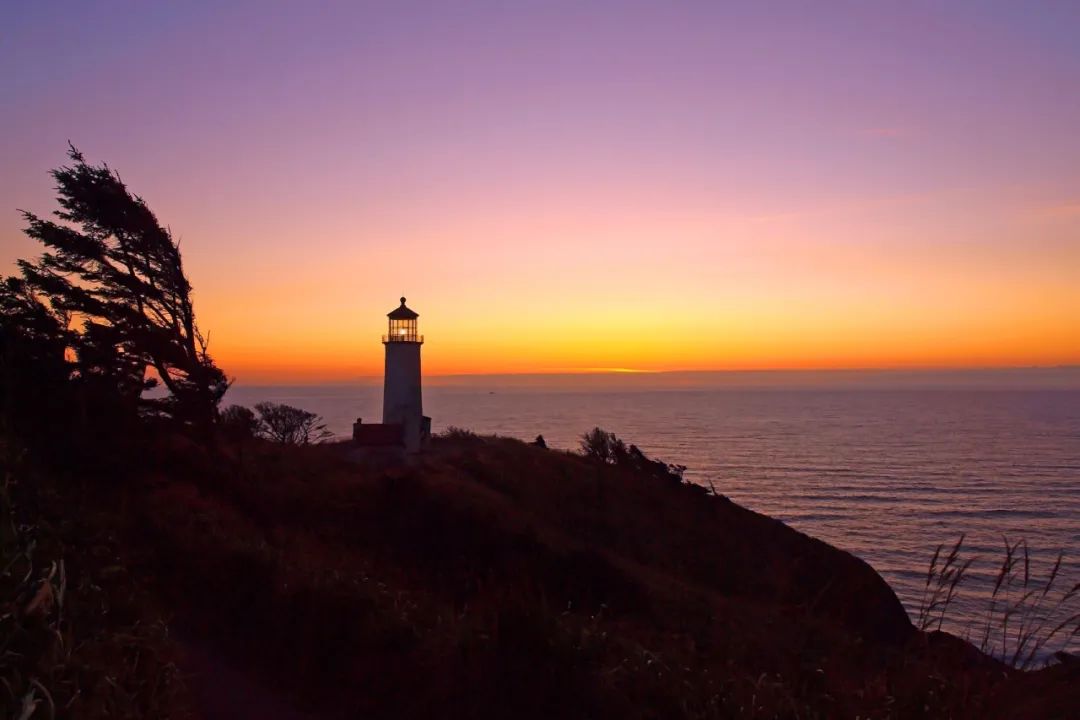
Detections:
[254, 402, 332, 445]
[580, 427, 626, 464]
[581, 428, 686, 484]
[439, 426, 479, 441]
[220, 404, 262, 439]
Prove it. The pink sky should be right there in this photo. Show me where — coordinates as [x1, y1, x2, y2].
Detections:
[3, 1, 1079, 381]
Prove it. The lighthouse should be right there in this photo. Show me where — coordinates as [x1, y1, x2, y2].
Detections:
[351, 297, 431, 456]
[381, 297, 428, 452]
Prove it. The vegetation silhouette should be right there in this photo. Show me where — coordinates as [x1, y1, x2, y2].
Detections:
[252, 401, 333, 445]
[582, 427, 687, 484]
[3, 144, 227, 449]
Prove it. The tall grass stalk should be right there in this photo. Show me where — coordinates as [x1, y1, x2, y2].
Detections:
[917, 534, 975, 633]
[920, 534, 1080, 670]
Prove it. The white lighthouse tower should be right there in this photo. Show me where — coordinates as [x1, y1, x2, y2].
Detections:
[382, 297, 427, 452]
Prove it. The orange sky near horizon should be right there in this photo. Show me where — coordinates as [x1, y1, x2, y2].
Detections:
[200, 202, 1080, 382]
[3, 2, 1079, 383]
[185, 183, 1080, 382]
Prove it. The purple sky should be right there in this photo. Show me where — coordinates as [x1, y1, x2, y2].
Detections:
[3, 1, 1079, 379]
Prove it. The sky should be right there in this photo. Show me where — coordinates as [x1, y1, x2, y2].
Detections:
[3, 1, 1079, 382]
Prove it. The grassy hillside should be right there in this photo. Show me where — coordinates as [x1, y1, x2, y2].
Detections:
[5, 431, 1078, 719]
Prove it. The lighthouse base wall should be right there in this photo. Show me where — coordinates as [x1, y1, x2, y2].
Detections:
[383, 341, 424, 453]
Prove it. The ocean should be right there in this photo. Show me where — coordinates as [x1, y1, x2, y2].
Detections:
[225, 382, 1080, 658]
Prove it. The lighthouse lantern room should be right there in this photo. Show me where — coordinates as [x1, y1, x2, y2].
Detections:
[384, 299, 421, 343]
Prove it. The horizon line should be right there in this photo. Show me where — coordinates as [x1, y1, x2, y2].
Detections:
[227, 364, 1080, 387]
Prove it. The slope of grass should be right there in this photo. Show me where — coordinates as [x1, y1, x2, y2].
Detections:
[1, 454, 191, 719]
[7, 431, 1078, 719]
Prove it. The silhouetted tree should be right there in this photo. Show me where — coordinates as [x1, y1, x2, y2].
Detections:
[254, 402, 332, 445]
[580, 427, 627, 464]
[220, 405, 262, 440]
[532, 434, 547, 449]
[15, 145, 228, 431]
[219, 404, 262, 473]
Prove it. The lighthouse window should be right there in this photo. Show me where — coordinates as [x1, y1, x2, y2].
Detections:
[386, 316, 419, 342]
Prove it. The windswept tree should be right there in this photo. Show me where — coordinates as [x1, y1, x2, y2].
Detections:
[14, 145, 228, 429]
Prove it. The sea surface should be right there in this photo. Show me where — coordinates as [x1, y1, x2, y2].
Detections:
[226, 384, 1080, 659]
